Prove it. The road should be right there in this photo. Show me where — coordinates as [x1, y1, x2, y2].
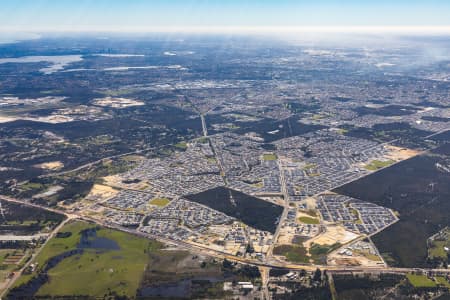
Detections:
[37, 110, 209, 180]
[266, 159, 290, 260]
[3, 125, 446, 299]
[38, 146, 156, 179]
[259, 266, 271, 300]
[3, 195, 450, 275]
[201, 114, 208, 137]
[2, 195, 450, 298]
[0, 207, 75, 298]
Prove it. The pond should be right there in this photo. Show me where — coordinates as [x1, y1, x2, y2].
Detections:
[78, 228, 120, 250]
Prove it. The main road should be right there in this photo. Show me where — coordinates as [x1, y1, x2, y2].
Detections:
[0, 199, 77, 298]
[265, 159, 290, 260]
[1, 195, 450, 278]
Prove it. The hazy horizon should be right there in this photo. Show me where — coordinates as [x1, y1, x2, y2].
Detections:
[2, 0, 450, 33]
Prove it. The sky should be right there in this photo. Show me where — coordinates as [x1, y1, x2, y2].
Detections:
[1, 0, 450, 33]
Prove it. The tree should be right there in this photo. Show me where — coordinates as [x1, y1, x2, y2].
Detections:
[313, 268, 322, 282]
[222, 258, 233, 270]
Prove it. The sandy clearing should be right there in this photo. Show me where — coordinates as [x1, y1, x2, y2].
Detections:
[305, 225, 359, 249]
[0, 116, 17, 123]
[92, 96, 144, 108]
[34, 161, 64, 170]
[384, 145, 421, 161]
[87, 184, 119, 200]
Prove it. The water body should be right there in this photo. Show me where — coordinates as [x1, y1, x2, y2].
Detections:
[78, 228, 120, 250]
[0, 55, 83, 74]
[8, 227, 120, 298]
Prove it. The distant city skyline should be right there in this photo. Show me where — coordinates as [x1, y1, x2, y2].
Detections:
[1, 0, 450, 33]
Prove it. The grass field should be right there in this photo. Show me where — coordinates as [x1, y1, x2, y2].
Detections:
[0, 249, 26, 278]
[406, 274, 437, 288]
[141, 250, 222, 286]
[302, 163, 316, 170]
[428, 228, 450, 261]
[273, 244, 309, 263]
[303, 209, 318, 217]
[13, 221, 94, 288]
[174, 141, 188, 149]
[150, 197, 170, 207]
[0, 249, 26, 265]
[436, 276, 450, 289]
[0, 249, 14, 265]
[207, 157, 217, 163]
[299, 216, 320, 224]
[429, 240, 449, 259]
[309, 243, 341, 263]
[14, 221, 163, 298]
[364, 159, 395, 171]
[337, 128, 348, 135]
[262, 153, 277, 161]
[197, 137, 209, 144]
[354, 250, 382, 261]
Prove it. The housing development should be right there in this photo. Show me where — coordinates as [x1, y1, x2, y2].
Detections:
[0, 33, 449, 299]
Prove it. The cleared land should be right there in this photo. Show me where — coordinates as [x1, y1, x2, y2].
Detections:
[92, 97, 144, 108]
[86, 184, 119, 200]
[33, 161, 64, 171]
[305, 226, 359, 248]
[384, 145, 420, 161]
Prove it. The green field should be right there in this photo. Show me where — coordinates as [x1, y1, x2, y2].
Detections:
[174, 141, 188, 149]
[19, 181, 46, 191]
[303, 209, 318, 217]
[429, 240, 449, 259]
[436, 276, 450, 289]
[207, 157, 217, 163]
[262, 153, 277, 161]
[302, 163, 316, 170]
[309, 243, 341, 263]
[337, 128, 348, 135]
[251, 181, 264, 188]
[299, 216, 320, 224]
[353, 249, 382, 261]
[273, 244, 309, 263]
[197, 137, 209, 144]
[364, 159, 395, 171]
[406, 274, 437, 288]
[0, 249, 26, 265]
[13, 221, 163, 298]
[428, 228, 450, 261]
[150, 197, 170, 207]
